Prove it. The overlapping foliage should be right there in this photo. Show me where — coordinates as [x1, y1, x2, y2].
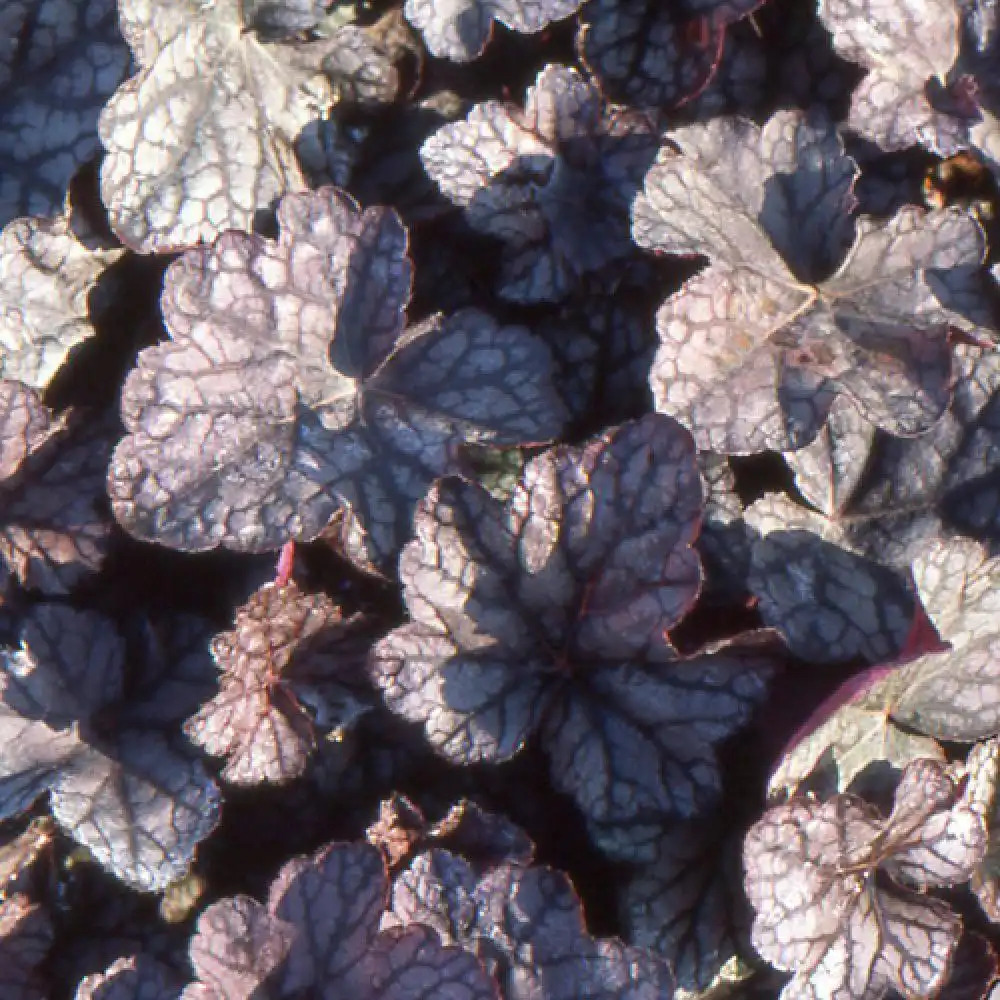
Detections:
[5, 1, 1000, 998]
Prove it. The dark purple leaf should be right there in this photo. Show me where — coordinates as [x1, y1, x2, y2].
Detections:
[744, 758, 987, 1000]
[0, 605, 220, 890]
[109, 187, 565, 573]
[319, 24, 400, 107]
[0, 0, 129, 227]
[372, 415, 778, 854]
[0, 381, 111, 595]
[186, 840, 496, 1000]
[388, 848, 480, 944]
[390, 852, 674, 999]
[745, 492, 916, 664]
[633, 110, 988, 454]
[184, 580, 372, 785]
[50, 731, 221, 892]
[620, 813, 747, 992]
[0, 894, 52, 1000]
[578, 0, 723, 109]
[536, 264, 658, 428]
[420, 64, 659, 302]
[0, 604, 124, 727]
[403, 0, 585, 61]
[75, 955, 182, 1000]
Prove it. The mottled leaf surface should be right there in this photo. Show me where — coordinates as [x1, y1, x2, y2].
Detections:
[390, 851, 675, 999]
[184, 580, 372, 785]
[578, 0, 724, 109]
[0, 604, 220, 890]
[621, 813, 746, 992]
[99, 0, 386, 252]
[420, 64, 659, 302]
[633, 110, 988, 454]
[744, 758, 987, 1000]
[966, 738, 1000, 922]
[745, 492, 917, 664]
[0, 894, 53, 1000]
[0, 213, 121, 389]
[372, 415, 778, 855]
[75, 955, 182, 1000]
[185, 840, 496, 1000]
[109, 187, 565, 572]
[0, 0, 129, 227]
[404, 0, 585, 62]
[770, 696, 945, 799]
[875, 537, 1000, 740]
[0, 380, 111, 595]
[818, 0, 973, 155]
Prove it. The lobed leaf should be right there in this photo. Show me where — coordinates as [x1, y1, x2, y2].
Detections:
[420, 64, 659, 302]
[745, 759, 986, 1000]
[0, 213, 121, 390]
[109, 187, 565, 572]
[184, 580, 372, 785]
[0, 0, 129, 227]
[634, 110, 988, 454]
[0, 381, 111, 595]
[185, 840, 496, 1000]
[373, 415, 778, 853]
[404, 0, 585, 62]
[98, 0, 392, 252]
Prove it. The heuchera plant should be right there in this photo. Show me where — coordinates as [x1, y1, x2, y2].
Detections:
[744, 758, 987, 1000]
[107, 186, 567, 573]
[632, 109, 991, 454]
[10, 2, 1000, 997]
[420, 63, 659, 303]
[371, 415, 781, 857]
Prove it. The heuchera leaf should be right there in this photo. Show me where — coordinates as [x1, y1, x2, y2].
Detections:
[0, 0, 129, 227]
[0, 212, 122, 389]
[0, 380, 111, 595]
[744, 491, 917, 664]
[108, 187, 566, 573]
[184, 840, 496, 1000]
[389, 850, 675, 999]
[872, 537, 1000, 740]
[744, 346, 1000, 658]
[98, 0, 394, 253]
[0, 604, 221, 891]
[744, 758, 988, 1000]
[184, 580, 373, 785]
[620, 812, 748, 992]
[962, 738, 1000, 922]
[770, 692, 945, 799]
[818, 0, 973, 156]
[367, 795, 534, 872]
[371, 414, 778, 856]
[0, 894, 53, 1000]
[578, 0, 766, 109]
[420, 64, 659, 303]
[74, 955, 182, 1000]
[632, 109, 989, 454]
[403, 0, 585, 62]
